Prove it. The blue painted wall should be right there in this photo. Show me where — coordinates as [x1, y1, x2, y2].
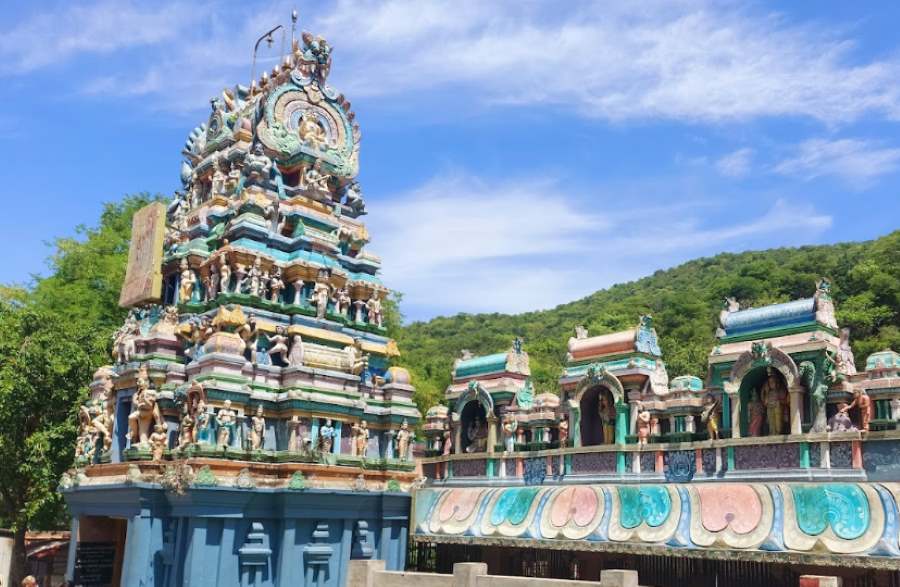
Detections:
[64, 485, 411, 586]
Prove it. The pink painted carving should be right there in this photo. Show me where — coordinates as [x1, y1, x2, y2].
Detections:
[438, 489, 482, 523]
[697, 485, 761, 535]
[549, 486, 598, 528]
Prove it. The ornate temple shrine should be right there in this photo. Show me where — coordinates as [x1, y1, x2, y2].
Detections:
[416, 281, 900, 584]
[62, 27, 420, 587]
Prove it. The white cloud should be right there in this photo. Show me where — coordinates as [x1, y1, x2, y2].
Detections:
[6, 1, 900, 125]
[715, 148, 753, 178]
[774, 138, 900, 184]
[368, 174, 833, 318]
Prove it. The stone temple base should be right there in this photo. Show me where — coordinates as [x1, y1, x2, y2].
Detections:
[63, 483, 410, 586]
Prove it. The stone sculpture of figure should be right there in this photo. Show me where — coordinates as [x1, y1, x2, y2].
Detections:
[248, 256, 262, 297]
[502, 414, 517, 453]
[269, 268, 284, 303]
[332, 287, 352, 316]
[150, 423, 168, 461]
[179, 407, 195, 448]
[128, 366, 162, 446]
[211, 157, 228, 196]
[366, 291, 384, 328]
[206, 259, 220, 302]
[343, 180, 366, 215]
[574, 325, 588, 340]
[747, 391, 765, 437]
[636, 407, 651, 446]
[345, 338, 367, 375]
[309, 274, 331, 319]
[216, 400, 237, 448]
[828, 403, 857, 432]
[112, 314, 139, 364]
[245, 143, 273, 184]
[304, 160, 331, 193]
[287, 334, 305, 367]
[815, 278, 838, 330]
[441, 428, 452, 456]
[318, 418, 335, 453]
[233, 263, 248, 294]
[760, 368, 787, 435]
[465, 414, 487, 453]
[350, 421, 361, 456]
[179, 258, 197, 303]
[298, 111, 328, 150]
[194, 399, 212, 444]
[701, 395, 720, 440]
[558, 415, 569, 447]
[249, 405, 266, 451]
[717, 297, 740, 337]
[355, 421, 369, 458]
[287, 416, 303, 452]
[266, 326, 290, 365]
[837, 328, 858, 377]
[845, 389, 873, 431]
[396, 419, 411, 461]
[219, 253, 231, 294]
[599, 395, 616, 445]
[892, 397, 900, 422]
[291, 279, 306, 305]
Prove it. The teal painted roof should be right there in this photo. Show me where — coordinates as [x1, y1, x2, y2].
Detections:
[230, 237, 382, 284]
[670, 375, 704, 392]
[866, 349, 899, 371]
[454, 352, 508, 379]
[722, 298, 816, 338]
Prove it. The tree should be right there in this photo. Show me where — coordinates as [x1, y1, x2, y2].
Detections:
[0, 303, 100, 582]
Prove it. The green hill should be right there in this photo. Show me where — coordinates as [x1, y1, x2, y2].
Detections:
[396, 231, 900, 413]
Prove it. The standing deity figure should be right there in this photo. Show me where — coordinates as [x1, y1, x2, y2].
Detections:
[249, 405, 266, 451]
[845, 389, 873, 431]
[828, 403, 856, 432]
[309, 274, 331, 319]
[332, 287, 352, 316]
[558, 415, 569, 447]
[747, 391, 766, 437]
[837, 328, 858, 377]
[599, 395, 616, 445]
[366, 292, 384, 328]
[396, 420, 411, 461]
[128, 365, 162, 446]
[248, 256, 263, 297]
[269, 268, 285, 303]
[216, 400, 237, 448]
[112, 314, 139, 364]
[760, 368, 787, 435]
[636, 406, 651, 446]
[291, 279, 306, 305]
[355, 421, 369, 458]
[233, 263, 248, 294]
[502, 414, 517, 453]
[287, 334, 305, 367]
[179, 258, 197, 303]
[318, 418, 335, 453]
[441, 428, 453, 456]
[150, 424, 168, 461]
[211, 157, 228, 196]
[701, 395, 720, 440]
[219, 253, 232, 294]
[287, 416, 303, 453]
[206, 261, 220, 301]
[194, 399, 212, 444]
[179, 407, 195, 448]
[266, 326, 290, 365]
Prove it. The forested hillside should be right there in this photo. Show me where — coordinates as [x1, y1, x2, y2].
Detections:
[396, 232, 900, 412]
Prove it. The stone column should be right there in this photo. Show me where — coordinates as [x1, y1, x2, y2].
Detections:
[685, 414, 696, 433]
[789, 386, 804, 435]
[727, 391, 741, 439]
[487, 412, 498, 455]
[615, 403, 629, 444]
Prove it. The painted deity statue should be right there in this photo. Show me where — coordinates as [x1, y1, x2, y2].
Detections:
[287, 334, 305, 367]
[558, 415, 569, 447]
[179, 408, 195, 449]
[309, 272, 331, 319]
[150, 424, 168, 461]
[179, 258, 197, 303]
[218, 253, 231, 294]
[266, 326, 290, 365]
[194, 399, 212, 444]
[215, 400, 237, 448]
[287, 416, 304, 453]
[355, 420, 369, 458]
[269, 268, 285, 303]
[249, 405, 266, 451]
[205, 262, 220, 302]
[599, 395, 616, 445]
[396, 419, 411, 461]
[465, 414, 487, 453]
[760, 369, 787, 435]
[318, 418, 336, 453]
[128, 365, 162, 446]
[845, 389, 873, 432]
[636, 407, 651, 446]
[502, 414, 518, 453]
[304, 159, 331, 193]
[298, 111, 328, 150]
[332, 287, 352, 316]
[441, 428, 452, 456]
[837, 327, 858, 377]
[248, 256, 263, 298]
[747, 391, 766, 437]
[828, 403, 856, 432]
[701, 395, 720, 440]
[112, 313, 139, 364]
[366, 291, 384, 328]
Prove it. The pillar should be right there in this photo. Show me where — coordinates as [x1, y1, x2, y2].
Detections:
[487, 412, 498, 455]
[728, 392, 741, 439]
[615, 403, 629, 444]
[789, 387, 803, 435]
[334, 421, 343, 454]
[64, 515, 80, 582]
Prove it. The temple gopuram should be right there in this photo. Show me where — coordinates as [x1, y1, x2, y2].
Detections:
[62, 27, 420, 586]
[415, 281, 900, 585]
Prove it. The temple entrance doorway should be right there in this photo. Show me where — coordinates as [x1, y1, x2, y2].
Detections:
[460, 400, 488, 453]
[72, 516, 127, 587]
[579, 386, 616, 446]
[740, 366, 790, 437]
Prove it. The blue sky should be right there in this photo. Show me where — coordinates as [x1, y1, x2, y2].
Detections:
[1, 1, 899, 321]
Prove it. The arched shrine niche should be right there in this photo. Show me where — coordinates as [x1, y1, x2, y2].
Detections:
[574, 367, 624, 447]
[741, 367, 789, 437]
[454, 382, 494, 453]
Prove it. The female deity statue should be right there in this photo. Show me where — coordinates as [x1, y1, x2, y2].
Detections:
[215, 400, 236, 448]
[287, 416, 304, 453]
[636, 407, 651, 446]
[441, 428, 452, 456]
[266, 326, 290, 365]
[287, 334, 304, 367]
[150, 424, 168, 461]
[747, 391, 766, 437]
[837, 328, 857, 376]
[233, 263, 248, 294]
[194, 399, 212, 444]
[502, 414, 517, 453]
[701, 395, 720, 440]
[318, 419, 335, 453]
[219, 254, 231, 294]
[179, 258, 197, 303]
[355, 421, 369, 458]
[206, 262, 220, 302]
[309, 278, 331, 319]
[396, 420, 411, 461]
[599, 395, 616, 445]
[558, 415, 569, 447]
[760, 368, 787, 435]
[248, 256, 263, 298]
[179, 408, 195, 448]
[269, 268, 285, 303]
[366, 292, 384, 327]
[249, 405, 266, 451]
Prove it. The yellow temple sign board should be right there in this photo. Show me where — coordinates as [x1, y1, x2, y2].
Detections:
[118, 202, 167, 308]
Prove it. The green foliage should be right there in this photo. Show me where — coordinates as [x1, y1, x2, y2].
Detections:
[398, 232, 900, 413]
